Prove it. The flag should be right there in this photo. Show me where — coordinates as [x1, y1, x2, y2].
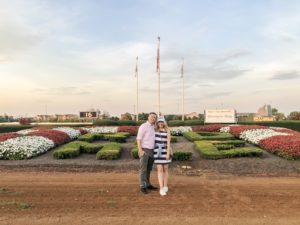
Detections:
[135, 56, 138, 77]
[156, 36, 160, 73]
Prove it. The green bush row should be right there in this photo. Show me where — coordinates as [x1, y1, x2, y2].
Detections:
[210, 140, 246, 147]
[172, 151, 193, 161]
[96, 142, 122, 160]
[194, 141, 263, 159]
[93, 120, 204, 127]
[183, 132, 234, 141]
[78, 132, 130, 143]
[53, 141, 103, 159]
[0, 125, 33, 133]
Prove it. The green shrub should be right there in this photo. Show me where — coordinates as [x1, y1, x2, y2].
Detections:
[103, 133, 128, 142]
[132, 147, 139, 159]
[79, 142, 102, 154]
[172, 151, 192, 161]
[53, 142, 81, 159]
[210, 140, 246, 147]
[0, 125, 33, 133]
[183, 132, 202, 141]
[215, 144, 234, 150]
[78, 133, 104, 142]
[116, 132, 131, 138]
[194, 141, 263, 159]
[96, 142, 122, 160]
[170, 136, 177, 143]
[183, 132, 234, 141]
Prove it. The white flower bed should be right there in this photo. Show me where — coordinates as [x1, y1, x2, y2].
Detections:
[52, 127, 81, 139]
[82, 126, 118, 134]
[16, 129, 39, 135]
[219, 125, 239, 133]
[0, 136, 55, 160]
[240, 129, 290, 145]
[169, 126, 192, 136]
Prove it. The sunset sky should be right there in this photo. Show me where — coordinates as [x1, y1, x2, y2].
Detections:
[1, 0, 299, 117]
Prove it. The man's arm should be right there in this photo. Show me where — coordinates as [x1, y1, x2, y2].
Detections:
[136, 124, 145, 158]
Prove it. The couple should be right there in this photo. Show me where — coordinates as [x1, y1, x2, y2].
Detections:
[136, 112, 172, 196]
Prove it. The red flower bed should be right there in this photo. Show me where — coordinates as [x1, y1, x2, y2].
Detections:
[271, 128, 300, 137]
[0, 132, 21, 142]
[229, 125, 268, 138]
[259, 135, 300, 160]
[117, 126, 139, 135]
[28, 130, 71, 146]
[192, 124, 225, 132]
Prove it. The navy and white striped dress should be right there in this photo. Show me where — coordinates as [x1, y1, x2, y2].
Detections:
[154, 130, 172, 164]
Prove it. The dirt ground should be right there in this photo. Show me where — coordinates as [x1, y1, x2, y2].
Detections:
[0, 171, 299, 225]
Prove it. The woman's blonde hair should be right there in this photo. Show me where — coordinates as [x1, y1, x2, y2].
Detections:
[155, 120, 169, 131]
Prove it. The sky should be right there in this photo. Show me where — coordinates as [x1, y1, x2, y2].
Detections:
[0, 0, 299, 117]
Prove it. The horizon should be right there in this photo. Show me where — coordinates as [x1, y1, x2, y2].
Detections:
[1, 0, 299, 117]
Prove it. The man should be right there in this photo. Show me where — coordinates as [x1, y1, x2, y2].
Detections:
[136, 112, 158, 194]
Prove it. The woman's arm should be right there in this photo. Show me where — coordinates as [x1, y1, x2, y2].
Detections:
[166, 129, 171, 159]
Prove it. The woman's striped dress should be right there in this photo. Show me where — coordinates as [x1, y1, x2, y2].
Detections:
[154, 129, 172, 164]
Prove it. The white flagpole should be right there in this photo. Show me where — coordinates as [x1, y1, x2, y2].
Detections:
[157, 37, 161, 116]
[135, 56, 139, 121]
[181, 58, 185, 121]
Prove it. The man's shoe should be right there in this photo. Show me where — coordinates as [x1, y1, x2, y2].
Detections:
[147, 185, 158, 190]
[140, 188, 148, 194]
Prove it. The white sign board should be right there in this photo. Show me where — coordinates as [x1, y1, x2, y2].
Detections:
[204, 109, 236, 123]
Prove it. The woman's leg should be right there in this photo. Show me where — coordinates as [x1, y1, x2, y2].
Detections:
[157, 164, 164, 189]
[163, 164, 169, 189]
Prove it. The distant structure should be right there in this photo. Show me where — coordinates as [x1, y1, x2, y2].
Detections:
[253, 104, 274, 121]
[237, 104, 274, 122]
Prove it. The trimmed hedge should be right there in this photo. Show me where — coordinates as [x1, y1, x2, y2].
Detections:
[78, 133, 103, 142]
[93, 120, 204, 127]
[195, 141, 263, 159]
[132, 147, 139, 159]
[103, 134, 127, 143]
[0, 125, 33, 133]
[80, 142, 103, 154]
[96, 142, 122, 160]
[53, 141, 102, 159]
[183, 132, 234, 141]
[93, 120, 144, 126]
[210, 140, 246, 147]
[53, 142, 81, 159]
[171, 136, 177, 143]
[172, 151, 193, 161]
[78, 132, 129, 143]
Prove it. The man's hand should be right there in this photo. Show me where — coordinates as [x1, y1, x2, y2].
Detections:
[138, 149, 144, 158]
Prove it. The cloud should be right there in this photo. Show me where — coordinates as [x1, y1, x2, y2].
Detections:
[269, 71, 300, 80]
[204, 92, 232, 98]
[32, 86, 91, 96]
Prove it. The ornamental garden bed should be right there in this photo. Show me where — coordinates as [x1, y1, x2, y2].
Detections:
[194, 140, 263, 159]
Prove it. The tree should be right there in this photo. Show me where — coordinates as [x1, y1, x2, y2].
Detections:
[287, 111, 300, 120]
[138, 113, 149, 120]
[122, 112, 133, 120]
[272, 108, 286, 121]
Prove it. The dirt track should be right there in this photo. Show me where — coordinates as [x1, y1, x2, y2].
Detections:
[0, 171, 299, 225]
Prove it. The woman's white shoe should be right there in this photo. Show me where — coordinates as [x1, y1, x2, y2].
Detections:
[160, 189, 166, 196]
[163, 186, 168, 193]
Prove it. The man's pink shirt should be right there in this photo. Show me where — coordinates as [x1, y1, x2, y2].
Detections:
[136, 121, 155, 149]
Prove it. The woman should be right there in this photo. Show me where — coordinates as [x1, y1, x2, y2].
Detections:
[154, 116, 172, 196]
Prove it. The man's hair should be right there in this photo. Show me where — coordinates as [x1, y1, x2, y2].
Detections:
[148, 112, 157, 117]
